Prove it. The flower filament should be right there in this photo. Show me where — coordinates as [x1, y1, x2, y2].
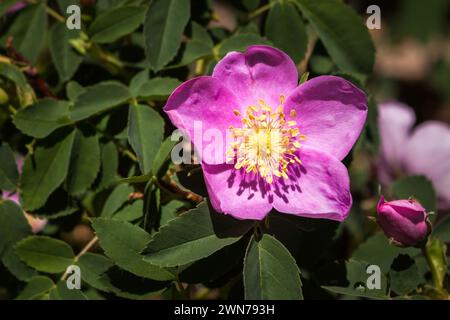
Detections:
[227, 96, 305, 184]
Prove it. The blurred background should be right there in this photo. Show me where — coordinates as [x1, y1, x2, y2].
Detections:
[356, 0, 450, 124]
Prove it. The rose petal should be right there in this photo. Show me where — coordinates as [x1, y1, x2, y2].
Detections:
[284, 76, 367, 160]
[378, 102, 416, 172]
[376, 196, 429, 246]
[6, 1, 27, 15]
[202, 163, 273, 220]
[3, 192, 19, 204]
[25, 214, 48, 234]
[272, 147, 352, 221]
[212, 45, 298, 108]
[401, 121, 450, 209]
[164, 76, 242, 164]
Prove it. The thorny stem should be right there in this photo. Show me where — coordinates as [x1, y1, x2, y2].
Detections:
[60, 236, 99, 281]
[194, 59, 206, 76]
[253, 222, 263, 241]
[298, 26, 318, 74]
[423, 246, 441, 290]
[46, 6, 65, 23]
[25, 139, 36, 155]
[122, 149, 139, 163]
[151, 176, 203, 204]
[8, 105, 17, 115]
[5, 37, 57, 99]
[421, 239, 448, 298]
[90, 44, 125, 70]
[248, 2, 274, 19]
[151, 176, 182, 199]
[162, 175, 204, 204]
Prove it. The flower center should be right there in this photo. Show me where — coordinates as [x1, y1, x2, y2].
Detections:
[227, 96, 305, 184]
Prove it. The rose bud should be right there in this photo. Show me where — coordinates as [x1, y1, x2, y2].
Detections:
[376, 196, 431, 247]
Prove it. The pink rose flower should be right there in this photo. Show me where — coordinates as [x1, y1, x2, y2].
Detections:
[378, 102, 450, 209]
[164, 45, 368, 221]
[5, 1, 27, 15]
[376, 196, 430, 247]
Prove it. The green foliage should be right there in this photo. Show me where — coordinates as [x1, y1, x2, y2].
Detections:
[128, 104, 164, 174]
[49, 23, 82, 82]
[71, 82, 130, 121]
[0, 201, 31, 257]
[4, 4, 47, 64]
[180, 22, 214, 66]
[433, 215, 450, 243]
[424, 238, 447, 290]
[16, 236, 75, 273]
[92, 218, 174, 281]
[323, 259, 389, 299]
[97, 142, 119, 189]
[65, 130, 101, 195]
[394, 0, 449, 42]
[265, 1, 307, 64]
[0, 201, 37, 282]
[113, 200, 144, 221]
[13, 99, 72, 138]
[294, 0, 375, 74]
[390, 255, 422, 296]
[49, 281, 88, 300]
[129, 75, 181, 100]
[144, 0, 191, 71]
[0, 62, 28, 88]
[20, 132, 75, 211]
[244, 234, 303, 300]
[101, 184, 133, 217]
[16, 276, 55, 300]
[352, 233, 419, 273]
[151, 137, 179, 177]
[391, 175, 437, 212]
[144, 202, 253, 267]
[218, 33, 271, 57]
[76, 253, 113, 292]
[89, 6, 146, 44]
[0, 143, 19, 191]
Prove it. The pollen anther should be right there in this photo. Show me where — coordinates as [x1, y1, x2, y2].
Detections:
[227, 96, 305, 184]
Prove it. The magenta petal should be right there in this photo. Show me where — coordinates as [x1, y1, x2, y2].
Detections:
[284, 76, 367, 160]
[202, 163, 273, 220]
[212, 45, 298, 108]
[401, 121, 450, 209]
[3, 192, 19, 204]
[376, 196, 429, 247]
[16, 155, 24, 174]
[272, 147, 352, 221]
[6, 2, 27, 15]
[164, 76, 242, 164]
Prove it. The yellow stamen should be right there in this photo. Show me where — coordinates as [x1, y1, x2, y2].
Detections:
[227, 96, 305, 184]
[249, 105, 259, 112]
